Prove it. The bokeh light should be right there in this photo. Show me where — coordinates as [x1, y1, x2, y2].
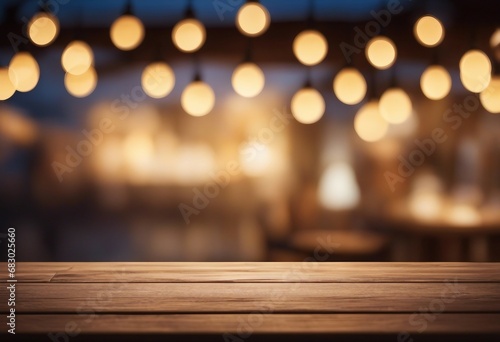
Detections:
[231, 62, 265, 98]
[293, 30, 328, 66]
[181, 81, 215, 116]
[414, 15, 445, 47]
[236, 2, 270, 37]
[365, 36, 397, 70]
[61, 40, 94, 75]
[354, 100, 388, 142]
[172, 18, 206, 53]
[8, 52, 40, 92]
[420, 65, 452, 100]
[333, 68, 367, 105]
[379, 88, 412, 124]
[141, 62, 175, 99]
[110, 15, 145, 51]
[64, 66, 98, 98]
[0, 67, 16, 100]
[459, 49, 491, 93]
[28, 12, 59, 47]
[291, 87, 325, 124]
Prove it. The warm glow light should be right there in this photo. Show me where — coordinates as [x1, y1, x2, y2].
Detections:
[123, 132, 155, 181]
[490, 29, 500, 49]
[64, 66, 97, 98]
[231, 62, 265, 98]
[291, 87, 325, 124]
[318, 162, 360, 210]
[333, 68, 367, 105]
[239, 141, 272, 177]
[414, 15, 444, 47]
[409, 190, 444, 222]
[0, 108, 38, 145]
[172, 18, 206, 53]
[420, 65, 452, 100]
[459, 49, 491, 93]
[0, 68, 15, 100]
[8, 52, 40, 92]
[379, 88, 412, 124]
[110, 15, 145, 51]
[61, 40, 94, 75]
[365, 36, 397, 70]
[293, 30, 328, 66]
[445, 203, 482, 226]
[181, 81, 215, 116]
[354, 100, 388, 142]
[141, 62, 175, 99]
[236, 2, 270, 37]
[28, 12, 59, 47]
[480, 76, 500, 114]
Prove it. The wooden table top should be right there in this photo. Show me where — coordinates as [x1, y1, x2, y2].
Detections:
[1, 262, 500, 338]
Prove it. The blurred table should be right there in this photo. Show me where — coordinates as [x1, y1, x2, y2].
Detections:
[1, 262, 500, 341]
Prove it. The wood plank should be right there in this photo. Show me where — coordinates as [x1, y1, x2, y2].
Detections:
[3, 283, 499, 313]
[15, 313, 500, 334]
[2, 262, 500, 283]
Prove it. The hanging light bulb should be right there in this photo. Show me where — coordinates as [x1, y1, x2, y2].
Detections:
[0, 67, 16, 100]
[293, 30, 328, 66]
[236, 2, 270, 37]
[379, 88, 412, 124]
[181, 81, 215, 117]
[231, 62, 265, 98]
[291, 87, 325, 124]
[480, 76, 500, 114]
[172, 18, 206, 53]
[61, 40, 94, 76]
[28, 12, 59, 47]
[420, 65, 452, 100]
[333, 68, 367, 105]
[64, 66, 97, 98]
[141, 62, 175, 99]
[459, 49, 491, 93]
[365, 36, 397, 70]
[414, 15, 445, 47]
[8, 52, 40, 92]
[354, 100, 388, 142]
[110, 15, 145, 51]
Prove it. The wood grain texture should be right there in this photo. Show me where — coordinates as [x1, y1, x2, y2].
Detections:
[2, 282, 499, 313]
[2, 262, 500, 283]
[15, 313, 500, 334]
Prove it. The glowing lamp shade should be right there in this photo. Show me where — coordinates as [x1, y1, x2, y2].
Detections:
[172, 19, 206, 53]
[0, 68, 16, 100]
[293, 30, 328, 66]
[291, 87, 325, 124]
[318, 162, 360, 210]
[420, 65, 452, 100]
[354, 100, 388, 142]
[61, 41, 94, 75]
[333, 68, 367, 105]
[110, 15, 145, 51]
[64, 66, 97, 98]
[480, 76, 500, 114]
[28, 12, 59, 47]
[379, 88, 412, 124]
[236, 2, 270, 37]
[141, 62, 175, 99]
[8, 52, 40, 92]
[231, 62, 265, 98]
[181, 81, 215, 117]
[459, 49, 491, 93]
[414, 16, 444, 47]
[365, 36, 397, 70]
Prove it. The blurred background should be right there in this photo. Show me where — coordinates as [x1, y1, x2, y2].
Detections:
[1, 0, 500, 262]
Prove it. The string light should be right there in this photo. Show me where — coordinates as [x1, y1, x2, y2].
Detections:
[181, 81, 215, 116]
[379, 88, 412, 124]
[61, 40, 94, 76]
[28, 12, 59, 47]
[333, 68, 367, 105]
[291, 87, 325, 124]
[236, 2, 270, 37]
[172, 18, 206, 53]
[141, 62, 175, 99]
[420, 65, 452, 100]
[64, 66, 97, 98]
[110, 15, 145, 51]
[354, 100, 388, 142]
[0, 68, 16, 100]
[480, 76, 500, 114]
[293, 30, 328, 66]
[231, 62, 265, 98]
[459, 49, 491, 93]
[414, 15, 445, 47]
[8, 52, 40, 92]
[365, 36, 397, 70]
